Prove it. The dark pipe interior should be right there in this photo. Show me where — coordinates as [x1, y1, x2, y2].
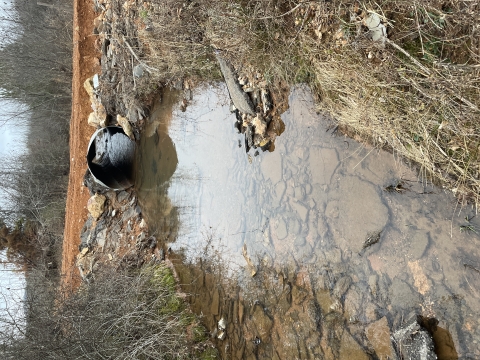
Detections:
[87, 127, 135, 189]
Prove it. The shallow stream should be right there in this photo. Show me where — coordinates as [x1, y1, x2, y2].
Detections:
[135, 84, 480, 359]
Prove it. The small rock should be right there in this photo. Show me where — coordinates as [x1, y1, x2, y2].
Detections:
[117, 191, 130, 203]
[92, 73, 100, 89]
[218, 317, 227, 331]
[215, 54, 255, 115]
[91, 98, 107, 126]
[365, 317, 397, 360]
[261, 89, 271, 113]
[364, 13, 381, 29]
[133, 64, 144, 78]
[127, 107, 139, 123]
[252, 114, 267, 136]
[83, 77, 94, 98]
[87, 194, 106, 220]
[95, 228, 107, 249]
[88, 112, 101, 128]
[117, 114, 134, 140]
[122, 207, 138, 222]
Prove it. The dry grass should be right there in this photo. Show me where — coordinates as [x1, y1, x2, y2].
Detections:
[133, 0, 480, 203]
[307, 0, 480, 204]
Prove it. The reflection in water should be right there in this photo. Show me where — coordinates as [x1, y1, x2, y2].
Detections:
[138, 84, 480, 359]
[135, 90, 180, 243]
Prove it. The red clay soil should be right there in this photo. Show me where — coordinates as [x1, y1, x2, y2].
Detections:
[61, 0, 100, 289]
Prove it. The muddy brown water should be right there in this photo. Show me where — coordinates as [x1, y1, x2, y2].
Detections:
[136, 84, 480, 359]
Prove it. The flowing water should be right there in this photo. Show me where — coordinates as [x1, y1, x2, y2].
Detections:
[135, 84, 480, 359]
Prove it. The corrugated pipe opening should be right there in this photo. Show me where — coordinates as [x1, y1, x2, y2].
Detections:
[87, 126, 135, 190]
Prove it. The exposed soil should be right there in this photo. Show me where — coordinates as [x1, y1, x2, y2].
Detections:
[62, 0, 100, 289]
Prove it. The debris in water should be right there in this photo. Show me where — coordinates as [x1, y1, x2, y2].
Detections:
[360, 230, 382, 253]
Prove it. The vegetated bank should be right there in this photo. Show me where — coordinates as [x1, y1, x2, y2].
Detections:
[98, 0, 478, 203]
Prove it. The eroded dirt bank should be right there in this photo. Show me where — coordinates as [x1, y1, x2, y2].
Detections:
[62, 0, 99, 288]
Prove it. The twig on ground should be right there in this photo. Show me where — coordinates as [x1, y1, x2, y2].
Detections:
[121, 36, 158, 74]
[385, 38, 431, 76]
[256, 1, 310, 20]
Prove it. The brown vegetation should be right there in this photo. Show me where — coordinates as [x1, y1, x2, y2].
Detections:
[0, 263, 216, 359]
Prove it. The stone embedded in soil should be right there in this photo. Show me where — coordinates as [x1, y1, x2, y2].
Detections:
[252, 114, 267, 135]
[83, 76, 94, 98]
[87, 193, 106, 220]
[88, 111, 101, 128]
[365, 316, 397, 360]
[96, 227, 107, 249]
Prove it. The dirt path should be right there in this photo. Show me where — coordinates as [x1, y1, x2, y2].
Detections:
[62, 0, 99, 289]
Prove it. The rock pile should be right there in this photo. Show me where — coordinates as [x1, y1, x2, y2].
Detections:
[76, 185, 156, 282]
[216, 53, 285, 153]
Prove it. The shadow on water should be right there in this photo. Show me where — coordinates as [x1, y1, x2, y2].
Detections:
[137, 84, 476, 359]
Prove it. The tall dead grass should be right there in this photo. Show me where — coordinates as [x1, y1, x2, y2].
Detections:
[308, 0, 480, 203]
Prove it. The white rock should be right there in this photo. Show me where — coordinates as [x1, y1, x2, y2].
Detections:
[218, 317, 226, 331]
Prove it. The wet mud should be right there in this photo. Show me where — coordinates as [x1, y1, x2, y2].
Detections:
[136, 84, 480, 359]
